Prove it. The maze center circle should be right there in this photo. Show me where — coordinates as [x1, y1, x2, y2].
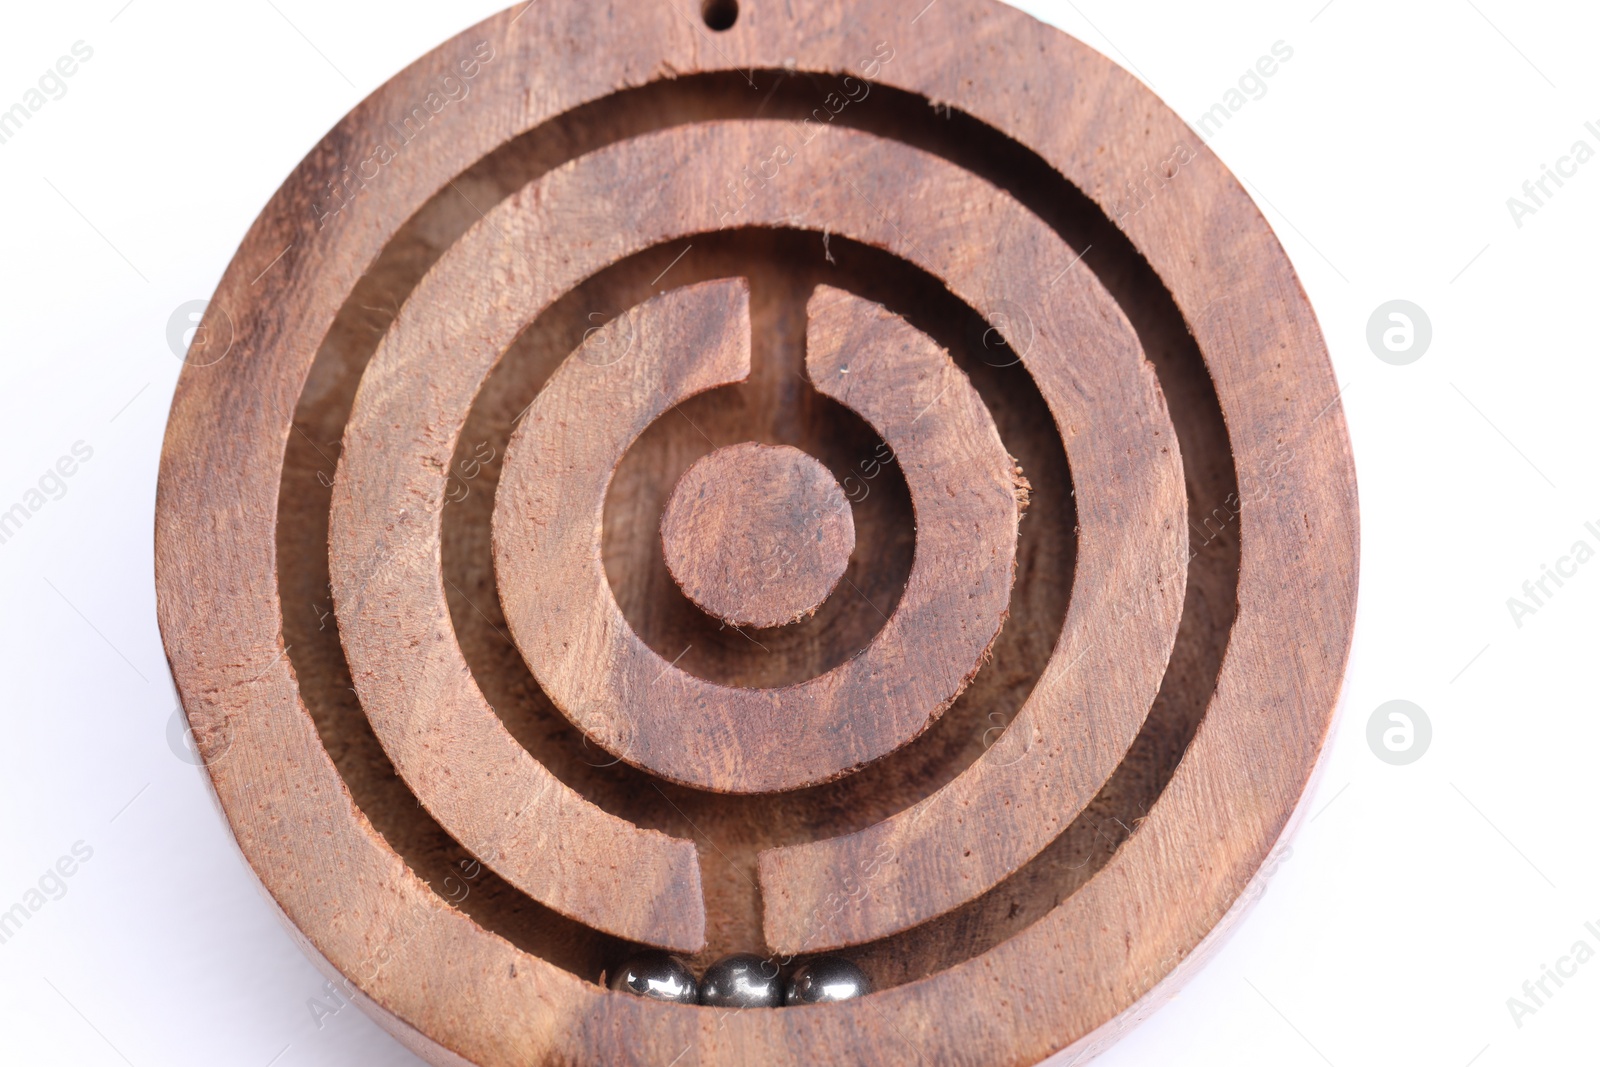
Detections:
[660, 442, 855, 629]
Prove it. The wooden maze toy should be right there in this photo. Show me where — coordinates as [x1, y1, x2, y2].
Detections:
[155, 1, 1358, 1062]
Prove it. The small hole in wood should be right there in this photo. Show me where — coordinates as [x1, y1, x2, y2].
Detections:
[701, 0, 738, 31]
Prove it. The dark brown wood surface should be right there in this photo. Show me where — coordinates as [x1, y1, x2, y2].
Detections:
[329, 282, 746, 951]
[760, 274, 1182, 951]
[660, 441, 856, 630]
[153, 2, 1359, 1064]
[484, 139, 1038, 795]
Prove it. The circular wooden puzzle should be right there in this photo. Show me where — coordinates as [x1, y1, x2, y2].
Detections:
[155, 1, 1359, 1063]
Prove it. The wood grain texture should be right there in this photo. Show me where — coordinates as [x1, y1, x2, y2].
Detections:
[152, 2, 1359, 1065]
[485, 132, 1043, 795]
[326, 290, 744, 956]
[660, 442, 855, 629]
[761, 264, 1184, 951]
[438, 224, 1076, 979]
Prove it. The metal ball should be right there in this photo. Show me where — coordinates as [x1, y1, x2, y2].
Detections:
[784, 957, 872, 1005]
[699, 953, 782, 1008]
[608, 952, 698, 1004]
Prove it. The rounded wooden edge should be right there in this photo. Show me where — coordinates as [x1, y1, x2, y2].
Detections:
[153, 1, 1358, 1063]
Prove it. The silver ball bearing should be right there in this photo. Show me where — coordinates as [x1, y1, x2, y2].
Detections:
[608, 952, 698, 1004]
[699, 953, 782, 1008]
[785, 957, 872, 1005]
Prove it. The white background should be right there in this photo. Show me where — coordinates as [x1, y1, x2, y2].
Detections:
[1, 1, 1596, 1064]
